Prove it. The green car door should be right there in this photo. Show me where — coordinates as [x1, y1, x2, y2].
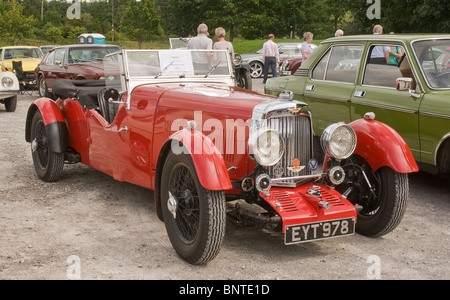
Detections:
[302, 44, 364, 135]
[350, 43, 422, 159]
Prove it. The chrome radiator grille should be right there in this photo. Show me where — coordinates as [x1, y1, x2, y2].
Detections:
[266, 114, 313, 187]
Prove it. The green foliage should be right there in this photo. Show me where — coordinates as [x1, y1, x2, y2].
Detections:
[43, 24, 64, 43]
[0, 0, 38, 45]
[0, 0, 448, 47]
[120, 0, 163, 48]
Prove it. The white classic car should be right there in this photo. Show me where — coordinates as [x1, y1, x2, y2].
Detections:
[0, 70, 20, 112]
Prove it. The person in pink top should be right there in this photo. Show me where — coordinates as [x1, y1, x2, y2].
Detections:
[262, 34, 279, 84]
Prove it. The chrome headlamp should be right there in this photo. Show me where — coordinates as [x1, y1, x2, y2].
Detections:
[1, 77, 13, 88]
[321, 123, 357, 160]
[248, 129, 285, 167]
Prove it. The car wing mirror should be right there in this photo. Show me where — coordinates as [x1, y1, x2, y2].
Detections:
[396, 77, 421, 99]
[396, 77, 412, 91]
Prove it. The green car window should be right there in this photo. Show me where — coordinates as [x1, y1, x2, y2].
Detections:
[312, 45, 363, 84]
[363, 45, 415, 89]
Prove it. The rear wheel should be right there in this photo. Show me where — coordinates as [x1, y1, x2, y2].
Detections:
[160, 150, 226, 265]
[339, 156, 409, 237]
[30, 111, 64, 182]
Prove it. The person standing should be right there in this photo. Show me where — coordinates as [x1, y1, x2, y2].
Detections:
[262, 34, 279, 84]
[187, 23, 213, 74]
[370, 24, 390, 64]
[301, 32, 314, 60]
[187, 23, 213, 50]
[335, 29, 344, 37]
[213, 27, 234, 61]
[388, 46, 403, 65]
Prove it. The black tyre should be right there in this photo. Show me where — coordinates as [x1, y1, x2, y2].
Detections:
[339, 156, 409, 237]
[5, 96, 17, 112]
[356, 167, 408, 237]
[249, 61, 263, 78]
[30, 111, 64, 182]
[160, 150, 226, 265]
[238, 69, 253, 90]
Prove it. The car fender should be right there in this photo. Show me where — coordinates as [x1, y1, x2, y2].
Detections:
[349, 118, 419, 173]
[25, 98, 69, 153]
[168, 128, 233, 191]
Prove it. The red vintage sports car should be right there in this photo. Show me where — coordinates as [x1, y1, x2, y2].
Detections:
[25, 49, 418, 265]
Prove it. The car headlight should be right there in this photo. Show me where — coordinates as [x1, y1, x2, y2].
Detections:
[233, 54, 242, 66]
[248, 129, 285, 166]
[320, 123, 357, 160]
[1, 77, 13, 88]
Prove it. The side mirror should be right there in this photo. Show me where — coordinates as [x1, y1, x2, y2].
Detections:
[396, 77, 421, 99]
[396, 77, 413, 91]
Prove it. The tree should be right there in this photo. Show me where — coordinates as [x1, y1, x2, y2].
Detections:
[0, 0, 38, 45]
[120, 0, 163, 48]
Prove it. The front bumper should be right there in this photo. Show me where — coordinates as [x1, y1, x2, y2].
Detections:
[0, 91, 19, 100]
[261, 183, 357, 233]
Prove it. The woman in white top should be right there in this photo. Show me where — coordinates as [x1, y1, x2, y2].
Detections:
[301, 32, 314, 60]
[213, 27, 235, 62]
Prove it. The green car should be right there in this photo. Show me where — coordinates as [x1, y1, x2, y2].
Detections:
[265, 34, 450, 174]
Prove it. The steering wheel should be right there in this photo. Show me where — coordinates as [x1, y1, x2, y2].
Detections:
[434, 71, 450, 80]
[432, 71, 450, 88]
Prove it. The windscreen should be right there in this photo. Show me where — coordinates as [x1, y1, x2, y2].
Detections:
[412, 39, 450, 89]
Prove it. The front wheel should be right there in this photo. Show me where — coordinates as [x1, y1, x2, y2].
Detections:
[160, 151, 226, 265]
[339, 156, 409, 237]
[5, 96, 17, 112]
[38, 75, 52, 98]
[30, 111, 64, 182]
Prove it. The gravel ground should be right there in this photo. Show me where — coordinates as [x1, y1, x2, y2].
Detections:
[0, 83, 449, 280]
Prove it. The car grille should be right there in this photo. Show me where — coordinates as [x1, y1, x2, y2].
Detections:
[23, 71, 35, 81]
[266, 114, 313, 187]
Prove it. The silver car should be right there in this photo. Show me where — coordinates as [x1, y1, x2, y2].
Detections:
[241, 42, 317, 78]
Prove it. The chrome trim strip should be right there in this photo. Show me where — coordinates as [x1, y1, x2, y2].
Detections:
[351, 100, 417, 114]
[271, 173, 325, 183]
[305, 93, 350, 103]
[419, 111, 450, 119]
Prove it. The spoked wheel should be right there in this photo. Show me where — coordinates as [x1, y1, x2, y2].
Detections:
[237, 69, 253, 90]
[160, 151, 226, 265]
[30, 111, 64, 182]
[339, 155, 409, 237]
